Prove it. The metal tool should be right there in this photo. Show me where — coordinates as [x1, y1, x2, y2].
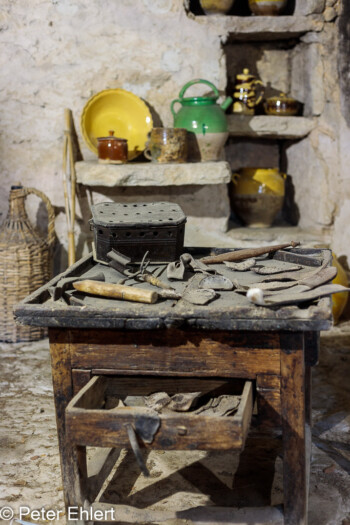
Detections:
[200, 241, 301, 265]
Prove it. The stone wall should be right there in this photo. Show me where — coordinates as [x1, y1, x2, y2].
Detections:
[0, 0, 227, 267]
[0, 0, 349, 270]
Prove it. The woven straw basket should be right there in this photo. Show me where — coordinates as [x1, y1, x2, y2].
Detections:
[0, 185, 55, 342]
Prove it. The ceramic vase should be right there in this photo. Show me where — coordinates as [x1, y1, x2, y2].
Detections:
[332, 254, 349, 324]
[231, 167, 286, 227]
[248, 0, 287, 16]
[264, 93, 300, 116]
[199, 0, 235, 15]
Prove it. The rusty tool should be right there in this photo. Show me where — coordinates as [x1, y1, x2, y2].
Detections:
[200, 241, 300, 265]
[108, 249, 174, 291]
[73, 280, 158, 304]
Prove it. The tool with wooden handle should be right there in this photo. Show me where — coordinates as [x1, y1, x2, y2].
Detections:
[73, 280, 158, 304]
[200, 241, 300, 265]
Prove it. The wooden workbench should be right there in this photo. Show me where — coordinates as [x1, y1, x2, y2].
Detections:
[14, 248, 333, 525]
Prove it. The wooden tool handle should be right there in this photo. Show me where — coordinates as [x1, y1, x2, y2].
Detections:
[73, 280, 158, 304]
[141, 272, 173, 290]
[200, 241, 300, 265]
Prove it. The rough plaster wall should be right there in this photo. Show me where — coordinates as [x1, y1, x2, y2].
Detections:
[0, 0, 227, 266]
[332, 0, 350, 262]
[286, 3, 350, 266]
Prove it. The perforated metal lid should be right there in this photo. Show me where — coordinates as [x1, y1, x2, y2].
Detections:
[90, 201, 187, 227]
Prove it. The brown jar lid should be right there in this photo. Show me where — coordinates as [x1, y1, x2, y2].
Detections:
[265, 93, 297, 104]
[236, 68, 255, 81]
[97, 130, 127, 142]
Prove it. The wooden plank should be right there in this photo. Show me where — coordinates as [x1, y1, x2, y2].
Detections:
[87, 448, 121, 502]
[72, 369, 91, 395]
[101, 376, 245, 397]
[67, 375, 107, 409]
[48, 328, 87, 509]
[256, 374, 281, 428]
[304, 331, 320, 366]
[66, 410, 247, 450]
[236, 381, 253, 449]
[90, 502, 284, 524]
[14, 310, 333, 331]
[280, 332, 307, 525]
[70, 329, 281, 377]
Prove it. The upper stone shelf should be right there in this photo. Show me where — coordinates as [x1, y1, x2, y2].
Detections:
[189, 14, 324, 41]
[75, 160, 232, 187]
[228, 115, 316, 139]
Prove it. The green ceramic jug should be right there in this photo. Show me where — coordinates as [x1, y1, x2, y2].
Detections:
[171, 79, 232, 135]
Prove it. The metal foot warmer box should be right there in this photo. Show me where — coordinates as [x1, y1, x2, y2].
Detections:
[90, 201, 187, 263]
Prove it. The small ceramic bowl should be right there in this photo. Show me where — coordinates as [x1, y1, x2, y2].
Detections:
[264, 93, 300, 116]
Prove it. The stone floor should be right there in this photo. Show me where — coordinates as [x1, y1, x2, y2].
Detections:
[1, 322, 350, 525]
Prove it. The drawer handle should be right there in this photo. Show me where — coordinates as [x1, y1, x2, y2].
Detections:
[125, 423, 150, 477]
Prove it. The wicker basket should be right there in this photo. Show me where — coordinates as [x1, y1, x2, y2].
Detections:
[0, 185, 55, 342]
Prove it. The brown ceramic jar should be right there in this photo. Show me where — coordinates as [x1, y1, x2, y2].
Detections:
[264, 93, 300, 116]
[97, 130, 128, 164]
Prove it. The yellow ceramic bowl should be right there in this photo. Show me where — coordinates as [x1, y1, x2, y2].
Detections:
[81, 89, 153, 160]
[332, 253, 349, 324]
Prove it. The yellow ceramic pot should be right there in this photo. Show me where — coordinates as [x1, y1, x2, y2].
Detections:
[231, 168, 286, 227]
[248, 0, 287, 15]
[332, 253, 349, 324]
[199, 0, 234, 14]
[264, 93, 300, 116]
[233, 68, 264, 115]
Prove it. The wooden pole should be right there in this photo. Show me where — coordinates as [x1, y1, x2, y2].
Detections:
[64, 108, 77, 267]
[200, 241, 301, 265]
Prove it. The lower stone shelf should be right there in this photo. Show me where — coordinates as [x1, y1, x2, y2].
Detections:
[75, 160, 232, 187]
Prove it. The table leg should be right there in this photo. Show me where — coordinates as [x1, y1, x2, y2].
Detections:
[280, 332, 307, 525]
[49, 329, 88, 514]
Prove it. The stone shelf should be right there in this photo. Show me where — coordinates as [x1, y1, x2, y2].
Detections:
[227, 115, 316, 139]
[75, 160, 232, 187]
[189, 14, 324, 41]
[185, 223, 331, 249]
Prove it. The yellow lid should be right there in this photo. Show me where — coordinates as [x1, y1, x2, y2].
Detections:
[236, 68, 254, 81]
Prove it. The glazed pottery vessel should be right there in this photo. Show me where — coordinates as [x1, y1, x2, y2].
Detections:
[144, 128, 188, 163]
[233, 69, 264, 115]
[192, 132, 229, 162]
[231, 167, 286, 227]
[332, 253, 349, 324]
[171, 79, 232, 161]
[199, 0, 234, 15]
[248, 0, 287, 15]
[264, 93, 300, 116]
[97, 131, 128, 164]
[81, 89, 152, 160]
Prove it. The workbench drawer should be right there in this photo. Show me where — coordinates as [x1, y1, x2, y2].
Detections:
[66, 376, 253, 451]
